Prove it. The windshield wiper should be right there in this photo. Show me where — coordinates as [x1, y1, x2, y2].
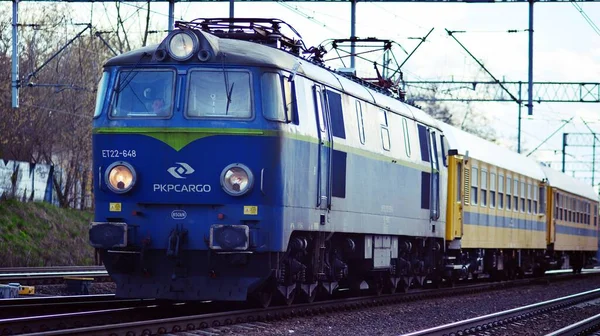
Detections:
[114, 52, 149, 94]
[225, 82, 235, 115]
[221, 55, 235, 115]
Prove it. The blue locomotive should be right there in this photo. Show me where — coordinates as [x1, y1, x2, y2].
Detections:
[89, 18, 598, 306]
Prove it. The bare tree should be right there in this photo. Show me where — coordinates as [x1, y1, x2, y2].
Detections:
[413, 86, 497, 143]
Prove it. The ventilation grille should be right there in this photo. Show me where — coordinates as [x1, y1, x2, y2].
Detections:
[463, 167, 470, 204]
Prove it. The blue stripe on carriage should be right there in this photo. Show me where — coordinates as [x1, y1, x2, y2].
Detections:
[463, 211, 546, 232]
[555, 225, 598, 238]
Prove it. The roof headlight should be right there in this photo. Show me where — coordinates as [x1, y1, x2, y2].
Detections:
[167, 30, 199, 61]
[220, 163, 254, 196]
[105, 162, 136, 194]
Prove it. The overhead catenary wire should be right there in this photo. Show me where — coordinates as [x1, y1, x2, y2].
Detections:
[571, 2, 600, 37]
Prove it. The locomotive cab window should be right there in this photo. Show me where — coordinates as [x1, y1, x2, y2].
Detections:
[110, 69, 175, 118]
[94, 71, 110, 118]
[261, 72, 296, 123]
[186, 69, 251, 119]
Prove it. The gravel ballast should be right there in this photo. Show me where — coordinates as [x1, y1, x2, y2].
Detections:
[33, 282, 116, 296]
[224, 276, 600, 336]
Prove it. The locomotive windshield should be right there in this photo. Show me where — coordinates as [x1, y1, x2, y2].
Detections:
[186, 69, 251, 119]
[110, 69, 175, 118]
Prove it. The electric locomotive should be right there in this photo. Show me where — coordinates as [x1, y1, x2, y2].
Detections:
[89, 18, 598, 305]
[89, 18, 448, 305]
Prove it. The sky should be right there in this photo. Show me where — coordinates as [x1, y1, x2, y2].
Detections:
[15, 0, 600, 186]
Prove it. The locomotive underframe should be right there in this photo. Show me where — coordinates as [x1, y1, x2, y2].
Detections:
[276, 231, 446, 300]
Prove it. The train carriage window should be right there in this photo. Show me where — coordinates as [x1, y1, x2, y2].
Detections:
[588, 202, 592, 225]
[471, 167, 479, 205]
[186, 69, 251, 119]
[558, 193, 563, 220]
[481, 170, 488, 206]
[527, 183, 532, 214]
[111, 69, 175, 118]
[498, 174, 504, 209]
[356, 101, 365, 144]
[570, 197, 574, 222]
[417, 124, 430, 162]
[520, 181, 526, 212]
[568, 197, 572, 222]
[587, 202, 592, 225]
[588, 202, 591, 225]
[513, 179, 519, 212]
[380, 109, 390, 151]
[533, 183, 538, 214]
[539, 185, 545, 214]
[594, 204, 597, 226]
[490, 173, 496, 208]
[513, 178, 519, 212]
[506, 177, 512, 210]
[402, 118, 411, 157]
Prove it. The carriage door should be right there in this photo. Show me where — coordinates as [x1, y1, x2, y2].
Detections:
[429, 129, 441, 225]
[314, 85, 332, 211]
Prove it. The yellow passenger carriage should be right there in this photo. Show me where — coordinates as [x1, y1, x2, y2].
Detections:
[541, 166, 599, 273]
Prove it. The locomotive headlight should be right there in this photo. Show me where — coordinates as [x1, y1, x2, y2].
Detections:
[220, 163, 254, 196]
[105, 162, 136, 194]
[167, 30, 198, 61]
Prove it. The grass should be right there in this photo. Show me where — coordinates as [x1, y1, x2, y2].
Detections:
[0, 199, 95, 267]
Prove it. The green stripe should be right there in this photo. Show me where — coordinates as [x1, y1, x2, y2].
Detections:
[93, 127, 431, 172]
[95, 127, 265, 151]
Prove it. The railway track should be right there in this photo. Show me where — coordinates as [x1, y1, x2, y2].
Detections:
[0, 266, 105, 274]
[0, 266, 109, 286]
[546, 312, 600, 336]
[4, 271, 596, 336]
[401, 287, 600, 336]
[0, 294, 165, 319]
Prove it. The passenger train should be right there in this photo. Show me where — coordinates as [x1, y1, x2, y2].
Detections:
[89, 18, 599, 306]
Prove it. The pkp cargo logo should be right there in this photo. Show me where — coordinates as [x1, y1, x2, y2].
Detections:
[168, 162, 195, 179]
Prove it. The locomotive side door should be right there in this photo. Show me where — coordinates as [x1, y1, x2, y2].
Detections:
[429, 129, 441, 223]
[314, 85, 332, 211]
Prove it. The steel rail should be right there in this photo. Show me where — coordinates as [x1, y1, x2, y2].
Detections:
[400, 288, 600, 336]
[544, 313, 600, 336]
[0, 266, 105, 274]
[23, 272, 600, 336]
[0, 295, 167, 320]
[0, 294, 115, 306]
[0, 270, 110, 286]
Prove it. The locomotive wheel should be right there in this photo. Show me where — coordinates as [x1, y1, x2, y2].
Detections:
[298, 287, 317, 303]
[368, 280, 383, 296]
[277, 288, 296, 306]
[386, 279, 397, 294]
[252, 287, 274, 308]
